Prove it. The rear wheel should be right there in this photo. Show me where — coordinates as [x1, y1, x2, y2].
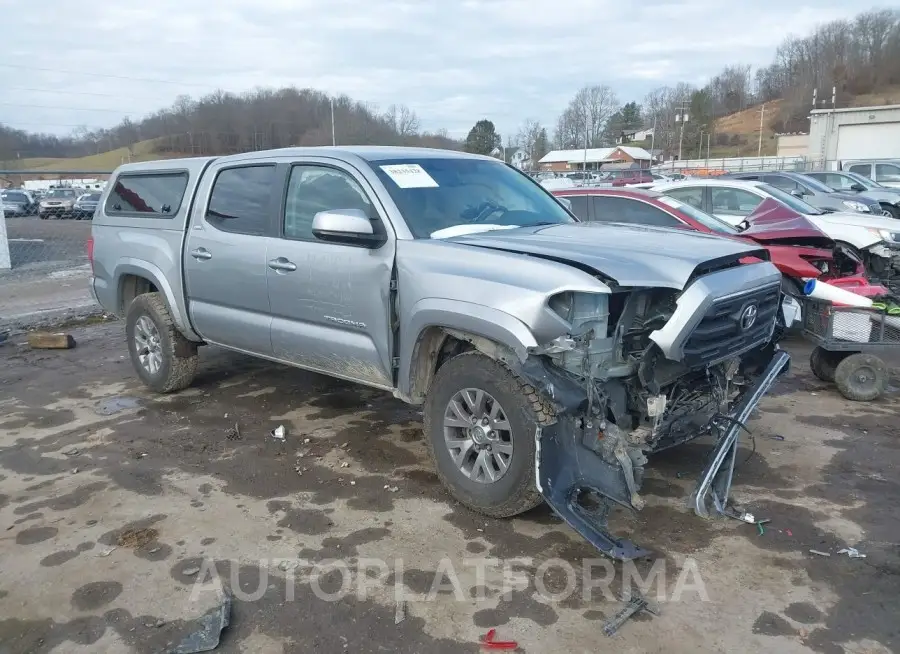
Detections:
[833, 353, 887, 402]
[809, 346, 848, 383]
[423, 351, 553, 517]
[125, 292, 199, 393]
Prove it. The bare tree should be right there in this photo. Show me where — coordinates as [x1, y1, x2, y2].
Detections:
[384, 104, 421, 137]
[516, 118, 544, 162]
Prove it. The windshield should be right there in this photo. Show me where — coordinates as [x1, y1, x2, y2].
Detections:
[796, 175, 834, 193]
[48, 189, 77, 198]
[845, 172, 881, 189]
[658, 195, 739, 235]
[757, 183, 824, 215]
[371, 158, 576, 238]
[2, 192, 28, 202]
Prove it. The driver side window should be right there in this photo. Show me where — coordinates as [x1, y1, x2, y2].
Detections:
[710, 188, 762, 216]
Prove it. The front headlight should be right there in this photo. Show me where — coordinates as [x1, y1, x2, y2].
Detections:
[842, 200, 870, 213]
[868, 228, 900, 243]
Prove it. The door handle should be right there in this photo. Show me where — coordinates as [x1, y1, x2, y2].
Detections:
[268, 257, 297, 272]
[190, 248, 212, 260]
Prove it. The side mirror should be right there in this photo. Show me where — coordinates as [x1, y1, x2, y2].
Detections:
[790, 188, 806, 198]
[311, 209, 384, 247]
[850, 183, 866, 192]
[558, 197, 573, 211]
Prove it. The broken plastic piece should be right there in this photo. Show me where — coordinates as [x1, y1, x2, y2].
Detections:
[536, 419, 650, 561]
[271, 425, 286, 441]
[603, 594, 657, 637]
[809, 549, 831, 557]
[480, 628, 517, 650]
[170, 592, 232, 654]
[394, 600, 407, 625]
[837, 547, 866, 558]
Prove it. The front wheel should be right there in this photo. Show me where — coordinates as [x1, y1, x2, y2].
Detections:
[809, 346, 848, 383]
[125, 292, 199, 393]
[880, 203, 900, 219]
[423, 351, 553, 518]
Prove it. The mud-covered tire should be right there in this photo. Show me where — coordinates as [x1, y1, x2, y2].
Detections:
[423, 351, 554, 518]
[125, 292, 198, 393]
[833, 353, 887, 402]
[809, 346, 847, 383]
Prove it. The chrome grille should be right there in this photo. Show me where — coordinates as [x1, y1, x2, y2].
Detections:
[682, 283, 780, 366]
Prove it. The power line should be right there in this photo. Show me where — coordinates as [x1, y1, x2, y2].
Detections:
[0, 63, 222, 89]
[0, 102, 140, 114]
[4, 85, 172, 102]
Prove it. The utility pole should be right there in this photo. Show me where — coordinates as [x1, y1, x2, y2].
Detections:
[757, 102, 766, 157]
[698, 130, 705, 159]
[675, 101, 689, 161]
[706, 132, 711, 167]
[648, 117, 656, 168]
[331, 97, 336, 146]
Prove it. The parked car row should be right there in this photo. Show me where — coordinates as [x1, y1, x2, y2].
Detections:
[0, 187, 101, 219]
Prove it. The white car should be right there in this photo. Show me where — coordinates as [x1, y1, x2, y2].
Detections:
[649, 178, 900, 283]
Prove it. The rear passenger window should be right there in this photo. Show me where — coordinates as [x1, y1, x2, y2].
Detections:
[206, 165, 277, 235]
[848, 164, 872, 178]
[591, 196, 681, 227]
[105, 172, 188, 217]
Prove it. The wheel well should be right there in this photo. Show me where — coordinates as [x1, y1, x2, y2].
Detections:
[407, 327, 522, 403]
[119, 274, 159, 313]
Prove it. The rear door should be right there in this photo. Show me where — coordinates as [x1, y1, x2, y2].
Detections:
[184, 163, 279, 354]
[265, 159, 396, 389]
[590, 196, 683, 227]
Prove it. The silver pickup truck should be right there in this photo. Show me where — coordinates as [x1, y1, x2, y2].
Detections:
[89, 146, 790, 559]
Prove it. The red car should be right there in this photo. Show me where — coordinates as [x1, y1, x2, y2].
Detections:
[606, 170, 654, 186]
[551, 187, 866, 294]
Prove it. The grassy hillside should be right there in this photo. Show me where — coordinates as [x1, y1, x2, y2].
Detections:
[10, 138, 190, 172]
[708, 86, 900, 159]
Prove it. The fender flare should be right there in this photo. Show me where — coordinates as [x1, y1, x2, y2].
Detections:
[398, 298, 538, 400]
[113, 258, 200, 341]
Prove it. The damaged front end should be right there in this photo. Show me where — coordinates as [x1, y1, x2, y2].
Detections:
[864, 241, 900, 293]
[520, 262, 791, 560]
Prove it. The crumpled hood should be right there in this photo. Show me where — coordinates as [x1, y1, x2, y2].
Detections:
[448, 222, 768, 289]
[743, 199, 833, 243]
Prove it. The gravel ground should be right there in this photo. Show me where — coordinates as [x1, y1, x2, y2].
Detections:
[0, 323, 897, 653]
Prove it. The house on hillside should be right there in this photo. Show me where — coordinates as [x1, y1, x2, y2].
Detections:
[538, 146, 654, 171]
[615, 127, 654, 144]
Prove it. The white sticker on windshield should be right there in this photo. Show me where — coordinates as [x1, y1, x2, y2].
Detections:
[379, 163, 439, 189]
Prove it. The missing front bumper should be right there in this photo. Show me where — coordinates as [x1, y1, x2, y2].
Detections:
[534, 349, 791, 561]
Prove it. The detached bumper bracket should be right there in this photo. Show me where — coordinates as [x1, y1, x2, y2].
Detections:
[536, 418, 650, 561]
[689, 350, 791, 518]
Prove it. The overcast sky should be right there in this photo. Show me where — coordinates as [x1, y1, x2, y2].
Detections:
[0, 0, 883, 140]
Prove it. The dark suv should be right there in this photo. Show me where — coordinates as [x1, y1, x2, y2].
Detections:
[722, 171, 881, 215]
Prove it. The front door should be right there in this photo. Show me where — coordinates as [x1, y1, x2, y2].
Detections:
[184, 163, 279, 355]
[708, 186, 763, 226]
[265, 161, 396, 388]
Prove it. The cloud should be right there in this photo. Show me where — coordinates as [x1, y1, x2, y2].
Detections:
[0, 0, 868, 141]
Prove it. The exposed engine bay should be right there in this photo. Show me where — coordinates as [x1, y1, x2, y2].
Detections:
[520, 262, 790, 560]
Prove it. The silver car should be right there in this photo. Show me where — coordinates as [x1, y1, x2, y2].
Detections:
[90, 147, 789, 560]
[804, 171, 900, 219]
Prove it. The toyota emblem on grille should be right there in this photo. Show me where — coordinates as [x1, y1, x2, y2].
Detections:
[740, 304, 758, 330]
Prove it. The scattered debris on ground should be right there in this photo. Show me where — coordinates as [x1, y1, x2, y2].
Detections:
[837, 547, 866, 558]
[26, 331, 76, 349]
[603, 593, 659, 637]
[270, 425, 286, 441]
[170, 592, 232, 654]
[809, 549, 831, 557]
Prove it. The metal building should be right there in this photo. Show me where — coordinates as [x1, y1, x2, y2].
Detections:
[808, 104, 900, 162]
